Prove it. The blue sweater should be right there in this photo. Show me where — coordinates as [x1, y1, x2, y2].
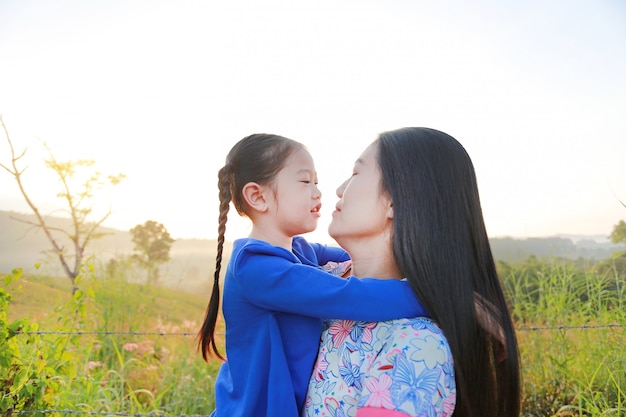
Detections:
[210, 237, 427, 417]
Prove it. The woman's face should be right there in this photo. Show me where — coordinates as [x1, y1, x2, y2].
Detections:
[329, 142, 393, 248]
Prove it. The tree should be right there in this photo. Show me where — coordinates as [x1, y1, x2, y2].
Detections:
[609, 196, 626, 247]
[130, 220, 175, 285]
[610, 220, 626, 246]
[0, 115, 125, 293]
[595, 199, 626, 277]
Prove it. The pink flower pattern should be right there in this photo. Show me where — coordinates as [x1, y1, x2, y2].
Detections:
[362, 374, 395, 409]
[303, 317, 456, 417]
[328, 320, 356, 347]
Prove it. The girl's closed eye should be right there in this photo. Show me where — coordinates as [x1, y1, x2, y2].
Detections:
[299, 175, 318, 185]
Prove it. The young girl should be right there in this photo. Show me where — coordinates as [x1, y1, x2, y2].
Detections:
[197, 134, 428, 417]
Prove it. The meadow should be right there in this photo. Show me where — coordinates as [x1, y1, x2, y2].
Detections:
[1, 256, 625, 416]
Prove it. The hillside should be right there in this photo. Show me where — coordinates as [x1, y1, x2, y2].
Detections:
[0, 210, 231, 296]
[1, 210, 624, 294]
[489, 235, 624, 263]
[2, 270, 208, 326]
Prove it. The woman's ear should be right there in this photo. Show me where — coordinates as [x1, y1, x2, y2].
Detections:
[386, 201, 394, 220]
[242, 182, 268, 213]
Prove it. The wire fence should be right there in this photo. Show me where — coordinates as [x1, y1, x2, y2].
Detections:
[13, 331, 199, 337]
[7, 323, 626, 417]
[12, 322, 626, 337]
[12, 411, 210, 417]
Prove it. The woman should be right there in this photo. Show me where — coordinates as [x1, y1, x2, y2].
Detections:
[303, 127, 521, 417]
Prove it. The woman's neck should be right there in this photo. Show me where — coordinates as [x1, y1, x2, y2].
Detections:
[344, 239, 402, 280]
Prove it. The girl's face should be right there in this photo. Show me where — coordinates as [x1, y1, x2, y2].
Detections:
[270, 147, 322, 237]
[329, 142, 393, 249]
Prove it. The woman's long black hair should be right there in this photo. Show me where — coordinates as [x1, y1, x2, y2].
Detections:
[376, 127, 521, 417]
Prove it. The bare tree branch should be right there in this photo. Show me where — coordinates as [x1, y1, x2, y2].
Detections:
[1, 115, 68, 269]
[1, 115, 125, 293]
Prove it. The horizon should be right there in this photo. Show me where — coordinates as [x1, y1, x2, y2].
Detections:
[0, 208, 618, 245]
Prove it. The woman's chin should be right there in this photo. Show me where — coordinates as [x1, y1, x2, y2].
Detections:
[328, 229, 345, 247]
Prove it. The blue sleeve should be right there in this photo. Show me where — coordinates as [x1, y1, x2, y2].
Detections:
[232, 241, 429, 321]
[292, 236, 350, 266]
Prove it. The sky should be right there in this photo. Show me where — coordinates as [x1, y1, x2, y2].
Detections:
[1, 0, 625, 244]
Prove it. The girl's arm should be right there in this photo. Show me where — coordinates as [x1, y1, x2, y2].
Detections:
[233, 241, 428, 321]
[292, 236, 350, 266]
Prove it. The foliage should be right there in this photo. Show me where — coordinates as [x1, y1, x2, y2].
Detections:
[593, 251, 626, 280]
[499, 257, 626, 416]
[1, 262, 219, 416]
[0, 267, 90, 415]
[610, 220, 626, 246]
[130, 220, 175, 285]
[593, 219, 626, 278]
[0, 115, 126, 293]
[1, 254, 624, 416]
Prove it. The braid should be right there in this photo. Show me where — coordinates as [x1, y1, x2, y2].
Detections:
[198, 165, 232, 361]
[214, 166, 232, 283]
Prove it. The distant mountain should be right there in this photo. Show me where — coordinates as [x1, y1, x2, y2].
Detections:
[489, 236, 624, 263]
[1, 210, 624, 293]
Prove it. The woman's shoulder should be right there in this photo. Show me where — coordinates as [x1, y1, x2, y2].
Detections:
[383, 317, 451, 351]
[398, 316, 445, 332]
[386, 316, 444, 332]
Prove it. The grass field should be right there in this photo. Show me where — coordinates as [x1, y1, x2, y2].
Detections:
[1, 257, 625, 416]
[2, 268, 221, 415]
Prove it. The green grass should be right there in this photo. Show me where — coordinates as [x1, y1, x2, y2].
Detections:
[1, 267, 222, 416]
[1, 256, 625, 416]
[502, 258, 626, 416]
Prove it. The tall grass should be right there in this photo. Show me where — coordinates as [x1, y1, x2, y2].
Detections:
[1, 256, 625, 416]
[502, 258, 626, 416]
[2, 266, 221, 416]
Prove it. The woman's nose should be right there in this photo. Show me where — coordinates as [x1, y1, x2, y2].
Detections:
[336, 179, 348, 197]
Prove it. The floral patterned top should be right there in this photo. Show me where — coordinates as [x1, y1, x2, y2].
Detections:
[303, 316, 456, 417]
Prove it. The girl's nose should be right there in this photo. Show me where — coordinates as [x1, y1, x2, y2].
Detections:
[313, 184, 322, 199]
